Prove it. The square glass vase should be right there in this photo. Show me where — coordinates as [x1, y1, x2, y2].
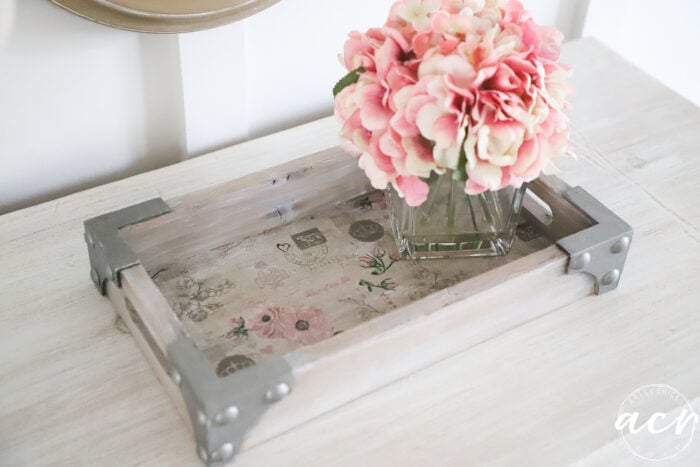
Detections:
[388, 172, 527, 259]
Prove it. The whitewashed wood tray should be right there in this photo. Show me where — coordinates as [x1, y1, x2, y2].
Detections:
[84, 147, 632, 465]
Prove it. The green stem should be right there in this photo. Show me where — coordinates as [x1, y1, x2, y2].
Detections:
[477, 193, 496, 234]
[466, 195, 484, 250]
[419, 172, 444, 224]
[447, 176, 457, 232]
[466, 195, 480, 233]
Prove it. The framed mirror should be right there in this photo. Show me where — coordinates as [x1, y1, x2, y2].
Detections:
[50, 0, 281, 33]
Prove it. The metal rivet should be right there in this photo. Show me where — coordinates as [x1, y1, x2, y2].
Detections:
[601, 269, 621, 286]
[214, 406, 239, 426]
[611, 236, 630, 254]
[170, 369, 182, 386]
[197, 445, 208, 462]
[197, 410, 208, 426]
[211, 443, 234, 463]
[570, 252, 591, 270]
[265, 382, 291, 403]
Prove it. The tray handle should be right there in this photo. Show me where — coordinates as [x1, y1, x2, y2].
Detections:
[524, 176, 633, 295]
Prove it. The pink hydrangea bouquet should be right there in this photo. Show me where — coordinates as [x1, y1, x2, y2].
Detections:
[334, 0, 573, 207]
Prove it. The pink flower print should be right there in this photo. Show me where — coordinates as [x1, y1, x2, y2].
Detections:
[279, 306, 335, 346]
[231, 317, 244, 327]
[224, 317, 250, 340]
[250, 305, 289, 339]
[359, 255, 375, 266]
[359, 248, 397, 275]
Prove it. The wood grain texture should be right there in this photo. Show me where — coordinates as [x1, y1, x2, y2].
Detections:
[121, 147, 373, 267]
[1, 38, 699, 466]
[106, 278, 191, 431]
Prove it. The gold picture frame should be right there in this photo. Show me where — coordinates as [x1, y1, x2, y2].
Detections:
[50, 0, 281, 33]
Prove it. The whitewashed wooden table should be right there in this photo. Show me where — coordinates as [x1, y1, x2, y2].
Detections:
[1, 38, 699, 466]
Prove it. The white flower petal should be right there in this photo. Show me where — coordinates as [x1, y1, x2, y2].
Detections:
[416, 103, 442, 140]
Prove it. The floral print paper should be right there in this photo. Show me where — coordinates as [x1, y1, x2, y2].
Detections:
[148, 190, 551, 375]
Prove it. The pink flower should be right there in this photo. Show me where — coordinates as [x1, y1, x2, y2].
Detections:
[396, 0, 443, 31]
[335, 82, 371, 156]
[338, 109, 371, 157]
[419, 53, 477, 89]
[542, 63, 574, 111]
[343, 31, 375, 71]
[474, 118, 526, 167]
[508, 135, 542, 182]
[369, 28, 411, 83]
[334, 0, 573, 205]
[459, 0, 485, 16]
[359, 152, 392, 190]
[485, 57, 537, 95]
[410, 10, 469, 58]
[358, 81, 394, 132]
[279, 306, 335, 346]
[431, 10, 471, 37]
[396, 175, 431, 206]
[391, 76, 466, 170]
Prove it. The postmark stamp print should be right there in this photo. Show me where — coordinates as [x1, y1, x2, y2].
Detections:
[282, 243, 329, 266]
[349, 220, 385, 242]
[291, 228, 327, 250]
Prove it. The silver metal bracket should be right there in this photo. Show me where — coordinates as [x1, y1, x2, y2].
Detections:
[556, 187, 633, 295]
[168, 338, 294, 466]
[84, 198, 171, 295]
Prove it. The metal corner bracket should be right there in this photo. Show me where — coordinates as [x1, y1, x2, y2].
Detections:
[168, 337, 294, 466]
[84, 198, 171, 295]
[556, 187, 633, 295]
[86, 198, 294, 465]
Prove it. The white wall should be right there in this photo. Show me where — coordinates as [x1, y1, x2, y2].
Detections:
[0, 1, 187, 213]
[178, 0, 393, 155]
[6, 0, 692, 214]
[584, 0, 700, 106]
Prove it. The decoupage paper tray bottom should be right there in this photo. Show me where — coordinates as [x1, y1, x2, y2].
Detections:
[148, 191, 553, 376]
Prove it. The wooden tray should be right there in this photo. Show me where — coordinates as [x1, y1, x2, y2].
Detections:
[84, 147, 632, 465]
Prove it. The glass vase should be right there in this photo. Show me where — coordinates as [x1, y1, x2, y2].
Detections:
[388, 171, 527, 259]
